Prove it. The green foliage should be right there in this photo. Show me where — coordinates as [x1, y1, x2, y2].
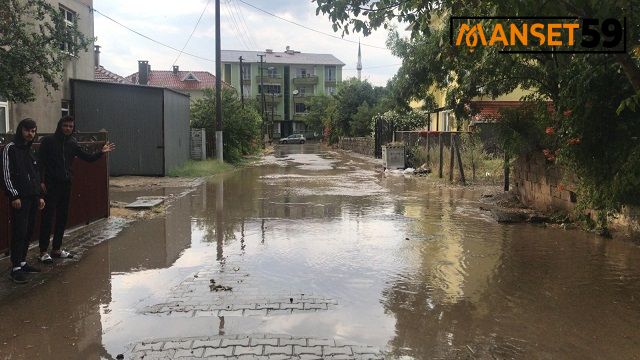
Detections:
[0, 0, 92, 102]
[168, 159, 235, 177]
[334, 78, 389, 137]
[316, 0, 640, 213]
[191, 89, 262, 164]
[303, 95, 336, 135]
[351, 102, 375, 136]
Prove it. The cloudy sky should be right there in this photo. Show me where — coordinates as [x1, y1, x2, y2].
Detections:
[93, 0, 405, 86]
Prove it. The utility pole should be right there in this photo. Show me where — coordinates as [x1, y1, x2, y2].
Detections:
[239, 56, 244, 108]
[215, 0, 223, 161]
[257, 53, 266, 148]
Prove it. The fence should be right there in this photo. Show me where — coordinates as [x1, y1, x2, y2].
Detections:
[190, 128, 206, 160]
[0, 133, 110, 255]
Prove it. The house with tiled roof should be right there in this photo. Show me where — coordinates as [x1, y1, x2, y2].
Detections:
[126, 61, 227, 102]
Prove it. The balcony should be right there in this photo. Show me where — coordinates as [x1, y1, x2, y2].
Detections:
[256, 93, 282, 103]
[293, 92, 314, 99]
[264, 112, 282, 121]
[293, 113, 309, 121]
[256, 75, 283, 84]
[325, 79, 337, 86]
[293, 75, 318, 85]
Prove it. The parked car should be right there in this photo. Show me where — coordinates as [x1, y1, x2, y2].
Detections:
[279, 134, 306, 144]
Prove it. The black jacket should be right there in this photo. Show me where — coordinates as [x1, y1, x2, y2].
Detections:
[2, 125, 42, 201]
[38, 120, 103, 184]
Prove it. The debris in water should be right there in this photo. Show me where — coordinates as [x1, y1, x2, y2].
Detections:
[116, 355, 125, 360]
[210, 284, 232, 292]
[233, 266, 240, 271]
[289, 298, 293, 303]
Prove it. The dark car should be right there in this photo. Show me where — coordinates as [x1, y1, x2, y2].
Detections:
[279, 134, 306, 144]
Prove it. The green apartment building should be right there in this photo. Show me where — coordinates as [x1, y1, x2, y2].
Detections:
[221, 47, 344, 139]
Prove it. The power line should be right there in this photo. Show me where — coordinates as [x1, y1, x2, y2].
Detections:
[93, 8, 216, 63]
[173, 0, 212, 66]
[230, 0, 258, 49]
[235, 0, 389, 50]
[223, 0, 252, 50]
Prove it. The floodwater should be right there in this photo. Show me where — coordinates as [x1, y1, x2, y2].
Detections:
[1, 144, 640, 359]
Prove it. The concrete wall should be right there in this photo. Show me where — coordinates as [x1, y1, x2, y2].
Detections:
[513, 152, 578, 213]
[338, 137, 374, 157]
[9, 0, 95, 132]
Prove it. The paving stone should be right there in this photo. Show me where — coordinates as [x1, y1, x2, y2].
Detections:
[194, 310, 220, 317]
[303, 303, 328, 310]
[221, 337, 251, 347]
[234, 345, 264, 356]
[163, 340, 193, 350]
[293, 345, 323, 356]
[218, 309, 245, 317]
[323, 346, 354, 356]
[250, 337, 279, 346]
[307, 338, 335, 347]
[175, 347, 204, 358]
[203, 346, 234, 357]
[266, 355, 294, 360]
[298, 355, 324, 360]
[264, 345, 293, 355]
[267, 309, 292, 316]
[140, 349, 176, 359]
[351, 346, 381, 354]
[278, 338, 307, 346]
[192, 338, 222, 348]
[280, 302, 304, 310]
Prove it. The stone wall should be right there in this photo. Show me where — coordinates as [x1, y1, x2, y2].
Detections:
[513, 152, 578, 213]
[338, 137, 374, 157]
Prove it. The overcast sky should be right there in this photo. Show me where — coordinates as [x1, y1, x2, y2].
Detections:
[93, 0, 404, 86]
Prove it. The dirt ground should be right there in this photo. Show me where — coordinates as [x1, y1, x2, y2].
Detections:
[110, 176, 203, 191]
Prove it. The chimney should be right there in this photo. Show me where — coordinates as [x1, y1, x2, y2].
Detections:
[94, 45, 101, 68]
[265, 49, 273, 54]
[173, 65, 179, 75]
[138, 60, 149, 85]
[285, 46, 294, 55]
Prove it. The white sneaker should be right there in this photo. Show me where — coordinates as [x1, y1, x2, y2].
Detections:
[39, 253, 53, 264]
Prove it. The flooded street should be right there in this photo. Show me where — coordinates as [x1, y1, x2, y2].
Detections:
[2, 144, 640, 359]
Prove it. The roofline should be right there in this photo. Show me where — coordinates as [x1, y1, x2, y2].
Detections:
[70, 78, 191, 98]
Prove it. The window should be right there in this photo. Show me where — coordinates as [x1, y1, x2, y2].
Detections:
[224, 63, 232, 83]
[325, 86, 336, 95]
[325, 66, 336, 81]
[0, 96, 8, 133]
[59, 6, 76, 54]
[242, 84, 251, 98]
[297, 68, 308, 78]
[267, 67, 278, 78]
[258, 84, 281, 94]
[61, 100, 72, 117]
[295, 103, 308, 113]
[241, 64, 251, 80]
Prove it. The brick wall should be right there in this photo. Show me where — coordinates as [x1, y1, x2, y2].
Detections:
[513, 152, 578, 213]
[337, 137, 374, 157]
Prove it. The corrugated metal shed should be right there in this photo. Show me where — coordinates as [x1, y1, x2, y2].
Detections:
[72, 79, 190, 176]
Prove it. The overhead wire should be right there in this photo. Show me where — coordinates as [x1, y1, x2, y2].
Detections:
[172, 0, 212, 67]
[223, 0, 252, 50]
[235, 0, 389, 50]
[93, 8, 216, 63]
[230, 0, 258, 49]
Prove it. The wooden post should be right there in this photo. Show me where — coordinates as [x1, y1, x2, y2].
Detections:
[449, 133, 455, 183]
[425, 133, 430, 166]
[454, 134, 466, 185]
[504, 152, 510, 191]
[438, 132, 444, 178]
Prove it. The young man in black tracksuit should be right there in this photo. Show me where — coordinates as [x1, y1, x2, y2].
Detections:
[2, 118, 45, 283]
[38, 116, 115, 263]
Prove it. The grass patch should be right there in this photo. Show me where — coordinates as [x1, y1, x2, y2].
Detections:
[168, 160, 235, 177]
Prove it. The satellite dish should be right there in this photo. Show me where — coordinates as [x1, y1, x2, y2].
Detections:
[292, 90, 299, 95]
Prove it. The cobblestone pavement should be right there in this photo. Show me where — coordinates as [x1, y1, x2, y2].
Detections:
[128, 334, 383, 360]
[142, 264, 338, 318]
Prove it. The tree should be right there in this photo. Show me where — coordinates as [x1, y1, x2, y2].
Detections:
[315, 0, 640, 212]
[0, 0, 92, 103]
[303, 94, 336, 136]
[191, 89, 262, 163]
[334, 78, 389, 137]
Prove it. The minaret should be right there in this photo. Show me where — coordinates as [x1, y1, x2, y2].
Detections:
[357, 40, 362, 80]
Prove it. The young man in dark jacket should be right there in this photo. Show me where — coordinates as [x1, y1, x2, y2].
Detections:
[2, 118, 45, 283]
[38, 116, 115, 262]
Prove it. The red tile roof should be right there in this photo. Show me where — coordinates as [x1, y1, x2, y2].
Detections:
[469, 101, 525, 121]
[126, 70, 230, 90]
[95, 66, 132, 84]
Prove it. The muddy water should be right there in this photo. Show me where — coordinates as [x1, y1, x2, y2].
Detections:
[1, 144, 640, 359]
